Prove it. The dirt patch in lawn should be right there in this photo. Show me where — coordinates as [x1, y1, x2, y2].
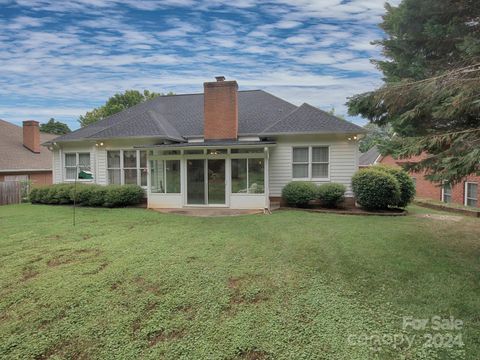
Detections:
[147, 329, 185, 347]
[47, 248, 101, 267]
[235, 349, 270, 360]
[82, 262, 109, 275]
[21, 267, 39, 281]
[134, 277, 162, 296]
[227, 276, 269, 307]
[416, 214, 463, 222]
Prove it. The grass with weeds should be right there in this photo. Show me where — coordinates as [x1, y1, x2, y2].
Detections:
[0, 204, 479, 359]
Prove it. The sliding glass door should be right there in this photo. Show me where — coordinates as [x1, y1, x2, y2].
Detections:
[187, 159, 205, 204]
[208, 159, 225, 205]
[186, 159, 225, 205]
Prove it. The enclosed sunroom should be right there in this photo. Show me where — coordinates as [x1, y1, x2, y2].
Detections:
[144, 142, 274, 209]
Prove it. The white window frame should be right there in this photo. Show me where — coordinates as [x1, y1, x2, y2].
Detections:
[150, 159, 181, 194]
[64, 152, 91, 181]
[106, 149, 147, 187]
[464, 182, 478, 207]
[441, 182, 452, 203]
[292, 146, 330, 181]
[230, 158, 265, 195]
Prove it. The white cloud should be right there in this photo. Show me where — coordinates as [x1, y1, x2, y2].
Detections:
[0, 0, 397, 129]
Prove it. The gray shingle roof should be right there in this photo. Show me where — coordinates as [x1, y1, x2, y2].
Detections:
[52, 90, 363, 143]
[359, 145, 381, 166]
[260, 103, 364, 135]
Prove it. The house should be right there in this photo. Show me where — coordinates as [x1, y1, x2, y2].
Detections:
[358, 145, 381, 168]
[359, 146, 479, 208]
[46, 77, 364, 210]
[0, 119, 56, 186]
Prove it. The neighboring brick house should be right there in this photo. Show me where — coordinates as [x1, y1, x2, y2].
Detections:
[0, 119, 56, 186]
[359, 146, 479, 208]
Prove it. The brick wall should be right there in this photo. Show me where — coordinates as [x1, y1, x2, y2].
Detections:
[0, 171, 52, 187]
[379, 155, 479, 208]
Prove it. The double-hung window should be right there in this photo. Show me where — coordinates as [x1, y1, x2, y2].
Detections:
[442, 182, 452, 203]
[292, 146, 329, 179]
[107, 150, 147, 186]
[64, 152, 91, 180]
[465, 182, 478, 207]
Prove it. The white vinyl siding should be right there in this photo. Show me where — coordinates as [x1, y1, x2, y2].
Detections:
[53, 149, 62, 183]
[269, 136, 358, 197]
[96, 148, 108, 185]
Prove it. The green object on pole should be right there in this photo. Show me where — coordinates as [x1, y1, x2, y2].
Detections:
[78, 170, 93, 179]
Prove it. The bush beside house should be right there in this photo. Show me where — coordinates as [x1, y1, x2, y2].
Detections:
[281, 181, 319, 208]
[29, 184, 144, 208]
[352, 166, 414, 210]
[373, 165, 416, 207]
[282, 181, 346, 208]
[317, 183, 346, 208]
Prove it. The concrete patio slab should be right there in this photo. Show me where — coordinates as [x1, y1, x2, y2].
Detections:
[150, 208, 264, 217]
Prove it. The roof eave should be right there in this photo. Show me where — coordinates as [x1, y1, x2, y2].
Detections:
[260, 130, 366, 136]
[42, 135, 185, 145]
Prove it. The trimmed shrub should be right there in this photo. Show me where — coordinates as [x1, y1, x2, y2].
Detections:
[317, 183, 346, 208]
[50, 184, 74, 204]
[352, 168, 401, 210]
[29, 184, 144, 208]
[373, 165, 415, 208]
[103, 185, 145, 208]
[282, 181, 318, 208]
[29, 187, 41, 204]
[75, 185, 108, 207]
[29, 184, 72, 204]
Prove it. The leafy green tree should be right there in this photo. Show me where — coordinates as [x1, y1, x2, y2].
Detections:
[359, 123, 393, 153]
[79, 90, 173, 127]
[40, 118, 71, 135]
[347, 0, 480, 183]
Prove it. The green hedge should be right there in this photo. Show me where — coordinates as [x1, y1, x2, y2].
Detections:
[373, 165, 416, 208]
[281, 181, 319, 208]
[29, 184, 144, 208]
[352, 168, 401, 210]
[317, 183, 346, 208]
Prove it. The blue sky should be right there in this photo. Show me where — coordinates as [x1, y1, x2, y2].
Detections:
[0, 0, 399, 130]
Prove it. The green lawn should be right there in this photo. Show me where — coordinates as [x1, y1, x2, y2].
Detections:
[0, 205, 479, 359]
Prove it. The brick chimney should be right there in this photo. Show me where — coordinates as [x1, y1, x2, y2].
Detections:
[204, 76, 238, 140]
[23, 120, 40, 153]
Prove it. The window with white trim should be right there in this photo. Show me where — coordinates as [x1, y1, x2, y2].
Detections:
[106, 150, 147, 186]
[292, 146, 329, 179]
[465, 182, 478, 207]
[442, 182, 452, 203]
[64, 152, 91, 180]
[150, 159, 181, 193]
[231, 158, 265, 194]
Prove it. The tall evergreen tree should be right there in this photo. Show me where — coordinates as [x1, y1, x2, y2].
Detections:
[40, 118, 71, 135]
[348, 0, 480, 183]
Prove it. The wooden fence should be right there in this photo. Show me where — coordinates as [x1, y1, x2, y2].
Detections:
[0, 181, 22, 205]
